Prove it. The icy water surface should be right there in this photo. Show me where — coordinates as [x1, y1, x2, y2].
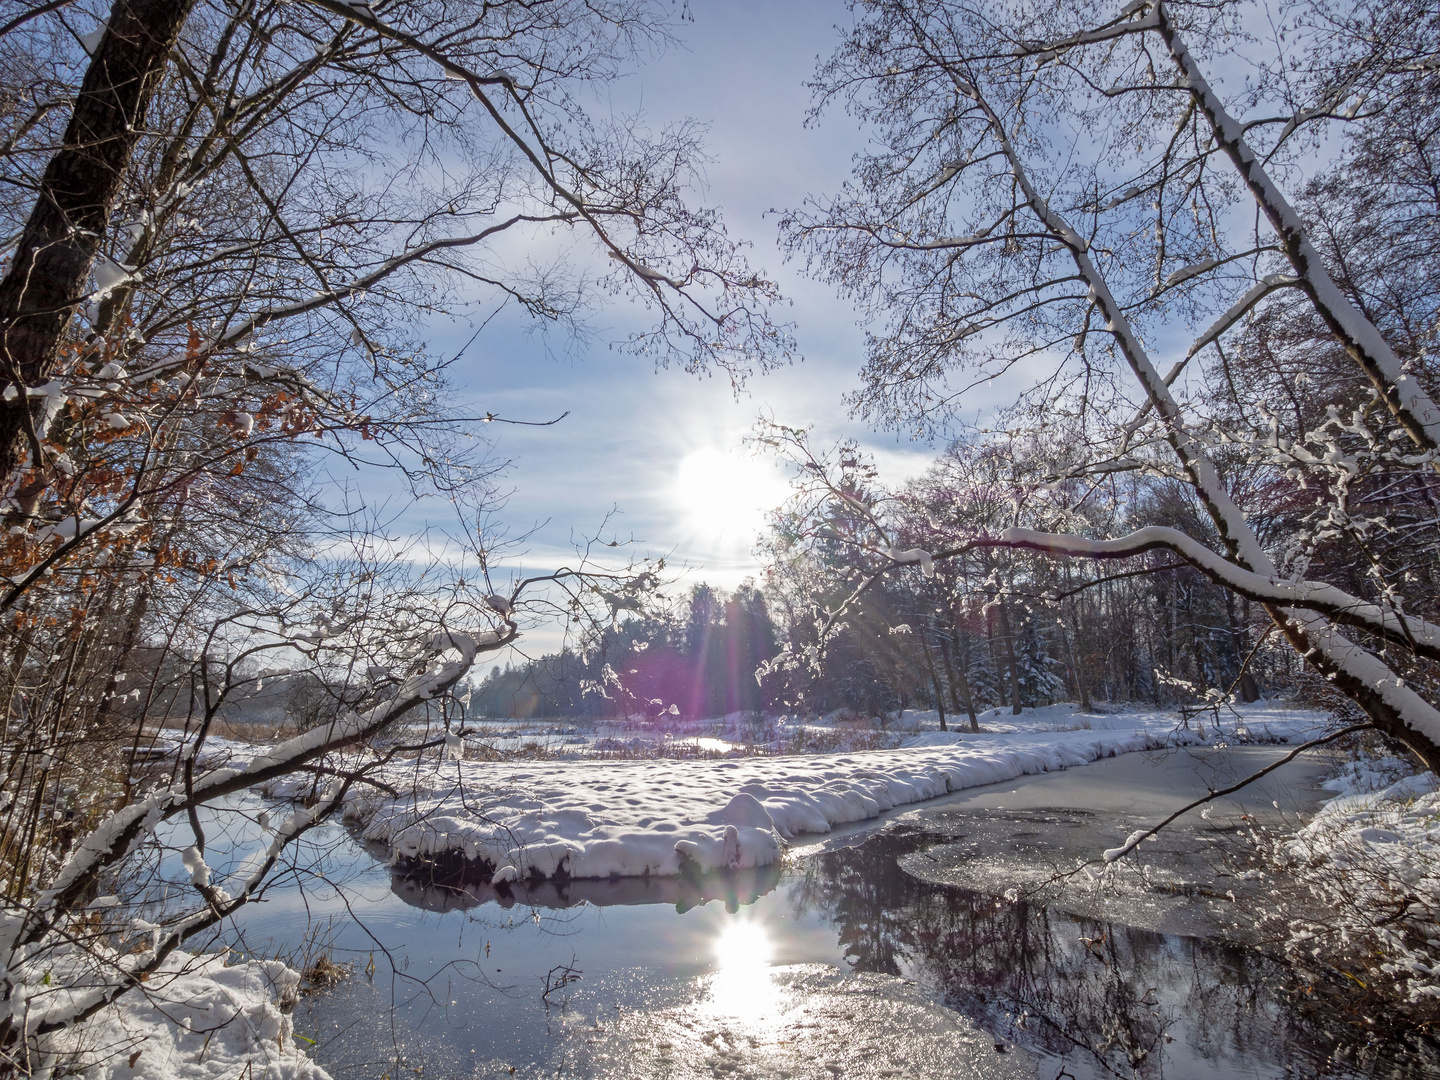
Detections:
[206, 802, 1434, 1080]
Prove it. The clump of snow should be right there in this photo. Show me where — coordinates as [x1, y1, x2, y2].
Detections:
[969, 702, 1134, 732]
[180, 844, 211, 887]
[77, 24, 106, 56]
[885, 546, 935, 577]
[276, 706, 1325, 883]
[37, 950, 329, 1079]
[443, 731, 465, 761]
[1103, 829, 1150, 862]
[90, 255, 137, 300]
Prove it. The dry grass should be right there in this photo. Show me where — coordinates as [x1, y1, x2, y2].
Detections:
[301, 954, 353, 993]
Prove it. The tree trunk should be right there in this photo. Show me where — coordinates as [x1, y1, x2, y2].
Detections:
[939, 630, 979, 732]
[1264, 603, 1440, 772]
[995, 599, 1023, 716]
[921, 640, 947, 731]
[1060, 613, 1091, 712]
[0, 0, 198, 484]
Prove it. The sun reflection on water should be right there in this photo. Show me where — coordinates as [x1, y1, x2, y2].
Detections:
[707, 918, 779, 1027]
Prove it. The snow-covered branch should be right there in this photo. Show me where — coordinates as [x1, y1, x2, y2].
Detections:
[1185, 274, 1301, 359]
[955, 65, 1440, 765]
[3, 621, 513, 971]
[1012, 2, 1158, 59]
[1154, 1, 1440, 451]
[989, 526, 1440, 664]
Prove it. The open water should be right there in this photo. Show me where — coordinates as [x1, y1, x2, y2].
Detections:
[187, 777, 1436, 1080]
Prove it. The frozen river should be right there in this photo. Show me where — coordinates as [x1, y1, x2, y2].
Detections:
[180, 742, 1439, 1079]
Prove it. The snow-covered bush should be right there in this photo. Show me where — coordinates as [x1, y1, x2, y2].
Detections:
[1263, 754, 1440, 1018]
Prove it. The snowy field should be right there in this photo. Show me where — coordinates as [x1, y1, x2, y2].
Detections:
[375, 701, 1201, 762]
[270, 704, 1331, 882]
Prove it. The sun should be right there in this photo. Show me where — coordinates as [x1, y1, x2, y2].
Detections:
[673, 447, 789, 543]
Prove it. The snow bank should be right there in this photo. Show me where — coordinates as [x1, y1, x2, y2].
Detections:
[308, 706, 1324, 883]
[1298, 759, 1440, 873]
[39, 950, 329, 1079]
[1280, 755, 1440, 1003]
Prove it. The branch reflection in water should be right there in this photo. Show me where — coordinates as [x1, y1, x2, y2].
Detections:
[789, 829, 1436, 1078]
[390, 860, 784, 913]
[329, 824, 1435, 1078]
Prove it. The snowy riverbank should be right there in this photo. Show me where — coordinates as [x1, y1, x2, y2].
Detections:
[35, 950, 329, 1080]
[277, 704, 1328, 882]
[1284, 756, 1440, 1003]
[41, 704, 1333, 1077]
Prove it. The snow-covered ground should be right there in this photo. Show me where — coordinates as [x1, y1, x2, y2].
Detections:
[277, 704, 1327, 882]
[36, 950, 329, 1080]
[386, 702, 1204, 762]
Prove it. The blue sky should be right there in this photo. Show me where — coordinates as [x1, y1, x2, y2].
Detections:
[400, 1, 988, 654]
[344, 0, 1318, 666]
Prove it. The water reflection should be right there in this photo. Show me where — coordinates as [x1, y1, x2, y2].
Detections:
[707, 919, 779, 1028]
[391, 860, 783, 913]
[789, 829, 1437, 1080]
[370, 828, 1436, 1079]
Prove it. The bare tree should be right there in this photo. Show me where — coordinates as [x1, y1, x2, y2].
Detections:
[779, 0, 1440, 769]
[0, 0, 786, 1070]
[0, 0, 789, 584]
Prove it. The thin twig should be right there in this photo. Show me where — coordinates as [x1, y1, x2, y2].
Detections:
[1103, 722, 1373, 863]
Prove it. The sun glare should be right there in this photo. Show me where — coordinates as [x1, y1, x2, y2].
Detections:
[674, 448, 788, 543]
[707, 918, 779, 1027]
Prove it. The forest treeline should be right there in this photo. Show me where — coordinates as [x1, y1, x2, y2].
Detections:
[467, 583, 780, 720]
[472, 441, 1304, 728]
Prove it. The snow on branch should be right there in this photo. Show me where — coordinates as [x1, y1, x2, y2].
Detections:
[960, 73, 1272, 574]
[1012, 3, 1158, 60]
[1155, 4, 1440, 451]
[991, 526, 1440, 663]
[27, 775, 354, 1039]
[1186, 274, 1300, 358]
[956, 65, 1440, 759]
[5, 621, 516, 964]
[885, 547, 936, 578]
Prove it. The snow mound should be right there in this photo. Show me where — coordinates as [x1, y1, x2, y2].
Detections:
[284, 707, 1325, 883]
[1294, 770, 1440, 862]
[39, 950, 329, 1079]
[1286, 769, 1440, 1002]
